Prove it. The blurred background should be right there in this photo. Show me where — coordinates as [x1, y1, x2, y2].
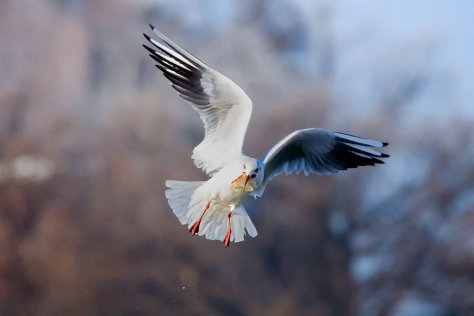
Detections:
[1, 0, 474, 315]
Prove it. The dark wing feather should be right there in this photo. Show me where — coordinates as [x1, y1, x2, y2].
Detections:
[253, 128, 389, 197]
[143, 34, 208, 105]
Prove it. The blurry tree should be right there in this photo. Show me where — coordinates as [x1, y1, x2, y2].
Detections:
[0, 1, 473, 316]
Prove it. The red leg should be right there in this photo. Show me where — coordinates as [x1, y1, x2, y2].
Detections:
[223, 206, 235, 248]
[188, 200, 211, 236]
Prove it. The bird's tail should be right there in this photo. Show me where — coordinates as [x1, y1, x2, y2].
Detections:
[165, 180, 206, 225]
[165, 180, 257, 244]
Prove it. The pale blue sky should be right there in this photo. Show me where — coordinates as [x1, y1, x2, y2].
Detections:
[332, 0, 474, 117]
[147, 0, 474, 119]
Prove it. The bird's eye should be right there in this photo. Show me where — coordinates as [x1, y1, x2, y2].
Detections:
[251, 174, 256, 178]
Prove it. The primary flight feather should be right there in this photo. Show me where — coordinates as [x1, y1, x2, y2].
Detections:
[143, 25, 389, 247]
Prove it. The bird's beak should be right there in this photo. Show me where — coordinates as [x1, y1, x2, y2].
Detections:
[244, 174, 250, 186]
[231, 172, 253, 191]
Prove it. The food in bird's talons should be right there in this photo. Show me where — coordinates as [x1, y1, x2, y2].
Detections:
[243, 183, 253, 192]
[231, 172, 253, 192]
[188, 200, 211, 236]
[223, 212, 232, 247]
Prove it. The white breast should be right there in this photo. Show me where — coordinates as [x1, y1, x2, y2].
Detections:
[206, 162, 251, 206]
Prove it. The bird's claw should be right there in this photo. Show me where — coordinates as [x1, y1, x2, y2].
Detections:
[222, 211, 232, 247]
[223, 232, 231, 247]
[188, 219, 200, 236]
[189, 200, 211, 236]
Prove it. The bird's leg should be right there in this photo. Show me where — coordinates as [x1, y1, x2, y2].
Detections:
[223, 205, 235, 248]
[188, 200, 211, 236]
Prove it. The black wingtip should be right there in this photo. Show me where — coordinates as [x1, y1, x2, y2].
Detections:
[143, 44, 155, 55]
[154, 64, 166, 73]
[381, 153, 390, 158]
[371, 157, 385, 164]
[382, 142, 389, 147]
[149, 23, 155, 31]
[143, 33, 151, 42]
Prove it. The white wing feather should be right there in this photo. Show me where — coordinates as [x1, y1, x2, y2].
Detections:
[144, 25, 252, 175]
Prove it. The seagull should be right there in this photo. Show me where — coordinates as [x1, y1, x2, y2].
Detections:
[143, 24, 389, 247]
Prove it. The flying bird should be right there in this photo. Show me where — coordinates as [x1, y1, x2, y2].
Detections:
[143, 25, 389, 247]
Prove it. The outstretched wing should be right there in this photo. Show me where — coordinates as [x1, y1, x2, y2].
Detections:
[143, 24, 253, 175]
[253, 128, 389, 197]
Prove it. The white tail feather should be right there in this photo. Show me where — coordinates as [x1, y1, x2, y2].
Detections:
[230, 205, 258, 242]
[165, 180, 206, 225]
[197, 204, 257, 242]
[165, 180, 258, 244]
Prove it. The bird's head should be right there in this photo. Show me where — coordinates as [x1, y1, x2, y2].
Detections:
[231, 158, 263, 192]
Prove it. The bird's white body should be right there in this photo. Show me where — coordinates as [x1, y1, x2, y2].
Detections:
[144, 25, 389, 247]
[166, 156, 261, 245]
[207, 157, 261, 203]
